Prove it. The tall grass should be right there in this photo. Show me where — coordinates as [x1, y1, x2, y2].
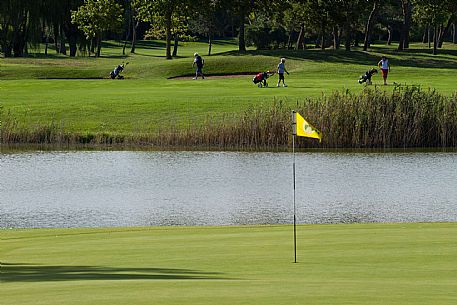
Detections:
[308, 86, 457, 148]
[2, 87, 457, 149]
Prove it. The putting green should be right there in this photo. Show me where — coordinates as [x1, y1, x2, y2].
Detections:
[1, 223, 457, 305]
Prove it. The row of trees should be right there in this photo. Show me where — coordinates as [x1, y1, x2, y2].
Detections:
[1, 0, 456, 58]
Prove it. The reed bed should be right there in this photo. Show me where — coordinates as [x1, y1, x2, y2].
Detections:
[310, 86, 457, 148]
[2, 87, 457, 149]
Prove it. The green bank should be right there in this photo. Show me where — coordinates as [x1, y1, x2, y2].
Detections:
[1, 223, 457, 305]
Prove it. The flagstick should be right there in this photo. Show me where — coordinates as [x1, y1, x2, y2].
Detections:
[293, 133, 297, 263]
[292, 111, 297, 263]
[291, 111, 322, 264]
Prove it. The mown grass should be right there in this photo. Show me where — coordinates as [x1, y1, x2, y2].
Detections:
[1, 223, 457, 305]
[1, 40, 457, 147]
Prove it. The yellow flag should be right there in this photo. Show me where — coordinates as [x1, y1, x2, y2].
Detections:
[293, 112, 322, 142]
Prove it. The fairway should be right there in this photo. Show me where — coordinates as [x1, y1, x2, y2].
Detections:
[1, 223, 457, 305]
[1, 40, 457, 135]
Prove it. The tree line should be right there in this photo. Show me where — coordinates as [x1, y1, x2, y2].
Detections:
[1, 0, 456, 58]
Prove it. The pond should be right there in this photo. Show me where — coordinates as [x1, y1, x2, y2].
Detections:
[1, 150, 456, 228]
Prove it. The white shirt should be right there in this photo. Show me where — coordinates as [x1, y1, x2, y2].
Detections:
[379, 59, 389, 70]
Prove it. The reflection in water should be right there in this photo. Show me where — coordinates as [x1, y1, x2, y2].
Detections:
[1, 151, 457, 228]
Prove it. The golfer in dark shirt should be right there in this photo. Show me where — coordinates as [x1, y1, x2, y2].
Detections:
[192, 53, 205, 80]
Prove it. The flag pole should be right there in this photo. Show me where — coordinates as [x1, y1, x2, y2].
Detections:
[291, 111, 322, 264]
[292, 111, 297, 263]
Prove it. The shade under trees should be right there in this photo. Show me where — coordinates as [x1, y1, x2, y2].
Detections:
[1, 0, 457, 58]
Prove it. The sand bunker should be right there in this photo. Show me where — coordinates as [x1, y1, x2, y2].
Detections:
[170, 73, 253, 80]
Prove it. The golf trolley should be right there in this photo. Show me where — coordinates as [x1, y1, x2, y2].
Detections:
[110, 62, 129, 79]
[358, 68, 377, 85]
[252, 71, 274, 88]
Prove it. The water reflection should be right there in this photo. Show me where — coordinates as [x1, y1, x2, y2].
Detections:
[1, 151, 456, 228]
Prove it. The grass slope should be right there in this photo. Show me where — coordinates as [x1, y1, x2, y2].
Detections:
[1, 40, 457, 135]
[1, 223, 457, 305]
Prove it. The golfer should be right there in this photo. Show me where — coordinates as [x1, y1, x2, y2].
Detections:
[277, 58, 289, 87]
[378, 56, 390, 85]
[192, 53, 205, 79]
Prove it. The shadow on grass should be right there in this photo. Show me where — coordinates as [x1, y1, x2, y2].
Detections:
[0, 262, 228, 282]
[221, 48, 457, 69]
[133, 40, 167, 50]
[379, 46, 457, 57]
[211, 39, 237, 46]
[13, 53, 129, 60]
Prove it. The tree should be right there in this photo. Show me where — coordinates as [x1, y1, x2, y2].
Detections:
[282, 0, 332, 50]
[122, 0, 141, 54]
[189, 0, 223, 56]
[397, 0, 412, 50]
[232, 0, 266, 52]
[333, 0, 367, 51]
[437, 1, 457, 47]
[71, 0, 124, 57]
[375, 0, 402, 45]
[306, 0, 332, 50]
[301, 0, 367, 51]
[283, 1, 308, 49]
[236, 0, 249, 51]
[363, 0, 380, 51]
[413, 0, 451, 54]
[43, 0, 85, 57]
[134, 0, 190, 59]
[244, 0, 290, 50]
[0, 0, 42, 57]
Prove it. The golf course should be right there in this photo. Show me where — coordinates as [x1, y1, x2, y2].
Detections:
[1, 40, 457, 147]
[3, 0, 457, 303]
[2, 38, 457, 305]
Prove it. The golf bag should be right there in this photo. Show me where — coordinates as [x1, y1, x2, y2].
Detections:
[358, 68, 377, 85]
[252, 71, 274, 87]
[110, 62, 128, 79]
